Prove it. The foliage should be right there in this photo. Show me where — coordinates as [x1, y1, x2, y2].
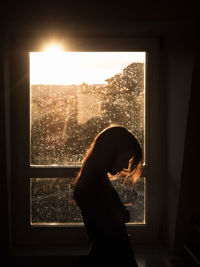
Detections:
[31, 63, 144, 165]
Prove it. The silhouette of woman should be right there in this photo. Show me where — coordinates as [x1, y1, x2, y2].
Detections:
[74, 126, 142, 266]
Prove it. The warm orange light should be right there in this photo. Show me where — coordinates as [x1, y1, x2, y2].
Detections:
[30, 51, 146, 85]
[44, 43, 64, 53]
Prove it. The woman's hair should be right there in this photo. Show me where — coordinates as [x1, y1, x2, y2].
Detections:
[74, 126, 143, 186]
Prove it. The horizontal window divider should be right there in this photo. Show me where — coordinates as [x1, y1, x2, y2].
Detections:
[26, 165, 148, 179]
[30, 165, 82, 168]
[27, 167, 80, 178]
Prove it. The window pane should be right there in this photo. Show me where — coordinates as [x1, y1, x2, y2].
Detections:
[30, 177, 145, 225]
[30, 178, 82, 224]
[30, 52, 145, 166]
[112, 177, 146, 224]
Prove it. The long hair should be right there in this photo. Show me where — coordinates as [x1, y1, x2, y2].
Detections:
[74, 126, 143, 186]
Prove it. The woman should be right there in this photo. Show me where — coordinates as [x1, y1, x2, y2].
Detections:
[74, 126, 142, 266]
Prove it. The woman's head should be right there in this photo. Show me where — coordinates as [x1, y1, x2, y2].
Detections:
[75, 126, 143, 185]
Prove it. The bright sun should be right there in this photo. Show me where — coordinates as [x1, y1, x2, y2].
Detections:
[30, 48, 146, 85]
[44, 44, 64, 53]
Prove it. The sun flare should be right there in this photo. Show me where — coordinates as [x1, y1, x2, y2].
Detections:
[44, 44, 64, 53]
[30, 51, 146, 85]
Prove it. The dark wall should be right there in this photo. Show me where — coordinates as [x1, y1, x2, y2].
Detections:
[173, 42, 200, 255]
[0, 29, 10, 259]
[165, 29, 196, 253]
[1, 0, 199, 256]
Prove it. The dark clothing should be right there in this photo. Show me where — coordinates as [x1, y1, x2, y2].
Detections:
[74, 173, 138, 266]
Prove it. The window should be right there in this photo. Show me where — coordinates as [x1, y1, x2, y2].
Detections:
[30, 52, 145, 166]
[31, 177, 146, 225]
[30, 51, 146, 225]
[9, 37, 162, 247]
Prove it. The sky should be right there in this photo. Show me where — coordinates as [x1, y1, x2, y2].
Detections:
[30, 51, 146, 85]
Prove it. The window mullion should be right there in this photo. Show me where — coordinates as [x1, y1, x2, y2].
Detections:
[27, 167, 80, 178]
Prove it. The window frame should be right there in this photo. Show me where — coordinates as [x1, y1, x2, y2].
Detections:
[7, 36, 162, 249]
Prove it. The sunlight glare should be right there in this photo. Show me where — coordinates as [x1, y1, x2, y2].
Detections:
[44, 43, 64, 53]
[30, 52, 146, 85]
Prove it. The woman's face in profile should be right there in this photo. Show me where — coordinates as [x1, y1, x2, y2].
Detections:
[109, 152, 133, 175]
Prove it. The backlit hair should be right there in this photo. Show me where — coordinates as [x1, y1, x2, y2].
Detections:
[74, 126, 143, 186]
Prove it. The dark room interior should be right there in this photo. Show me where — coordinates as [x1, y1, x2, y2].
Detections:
[1, 1, 199, 266]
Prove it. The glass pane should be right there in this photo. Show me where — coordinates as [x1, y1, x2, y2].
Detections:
[30, 178, 82, 224]
[30, 52, 145, 166]
[111, 177, 146, 224]
[30, 177, 145, 225]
